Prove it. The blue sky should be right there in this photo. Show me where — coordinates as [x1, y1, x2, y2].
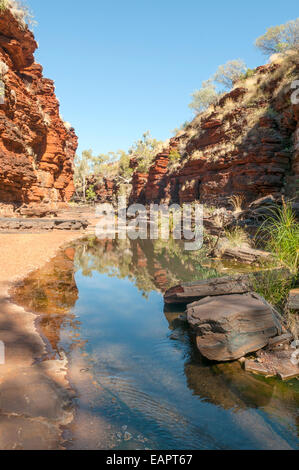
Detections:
[27, 0, 298, 156]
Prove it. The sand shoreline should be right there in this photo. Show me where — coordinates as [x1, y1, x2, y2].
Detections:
[0, 230, 86, 449]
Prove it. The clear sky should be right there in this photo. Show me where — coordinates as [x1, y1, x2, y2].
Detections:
[27, 0, 298, 156]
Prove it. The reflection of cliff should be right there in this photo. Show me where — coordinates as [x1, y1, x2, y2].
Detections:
[74, 237, 218, 294]
[13, 247, 78, 353]
[162, 305, 299, 427]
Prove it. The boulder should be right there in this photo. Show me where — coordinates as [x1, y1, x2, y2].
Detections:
[0, 218, 88, 232]
[288, 288, 299, 311]
[164, 274, 252, 304]
[17, 204, 58, 218]
[186, 293, 282, 361]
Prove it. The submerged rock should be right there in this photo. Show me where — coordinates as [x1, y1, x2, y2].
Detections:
[186, 293, 282, 361]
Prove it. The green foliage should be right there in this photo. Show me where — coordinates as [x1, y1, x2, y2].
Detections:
[118, 151, 133, 180]
[266, 107, 280, 120]
[240, 68, 256, 80]
[0, 1, 36, 29]
[189, 80, 218, 113]
[225, 227, 251, 247]
[0, 0, 7, 12]
[129, 131, 164, 173]
[213, 59, 247, 89]
[86, 185, 96, 202]
[255, 18, 299, 56]
[189, 60, 247, 114]
[168, 149, 181, 163]
[258, 201, 299, 274]
[172, 121, 190, 135]
[251, 269, 295, 309]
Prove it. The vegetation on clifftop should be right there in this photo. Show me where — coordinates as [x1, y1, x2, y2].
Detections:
[0, 0, 35, 29]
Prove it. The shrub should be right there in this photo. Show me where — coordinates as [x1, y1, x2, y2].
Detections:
[255, 18, 299, 57]
[225, 227, 251, 247]
[86, 185, 97, 202]
[0, 0, 36, 29]
[168, 149, 181, 163]
[240, 68, 256, 80]
[213, 59, 247, 90]
[131, 131, 164, 173]
[63, 121, 73, 131]
[251, 268, 295, 309]
[258, 201, 299, 274]
[229, 194, 245, 213]
[189, 80, 218, 114]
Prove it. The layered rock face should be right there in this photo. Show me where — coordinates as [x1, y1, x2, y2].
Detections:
[0, 8, 77, 206]
[130, 60, 299, 206]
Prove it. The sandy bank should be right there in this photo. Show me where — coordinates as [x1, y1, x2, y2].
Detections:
[0, 230, 85, 449]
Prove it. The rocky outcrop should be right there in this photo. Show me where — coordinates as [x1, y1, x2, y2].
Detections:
[0, 8, 77, 206]
[187, 293, 282, 361]
[0, 217, 89, 231]
[129, 59, 299, 207]
[85, 176, 117, 203]
[164, 275, 253, 304]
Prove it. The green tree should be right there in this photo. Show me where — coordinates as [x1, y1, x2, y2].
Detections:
[74, 150, 94, 202]
[129, 131, 164, 173]
[189, 80, 218, 114]
[255, 18, 299, 56]
[213, 59, 247, 90]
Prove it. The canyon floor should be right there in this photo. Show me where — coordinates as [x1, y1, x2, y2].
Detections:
[0, 208, 97, 449]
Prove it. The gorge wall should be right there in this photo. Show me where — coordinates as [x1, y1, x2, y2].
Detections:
[128, 58, 299, 207]
[0, 7, 77, 206]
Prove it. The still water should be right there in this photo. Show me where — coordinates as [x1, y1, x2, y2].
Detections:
[14, 237, 299, 450]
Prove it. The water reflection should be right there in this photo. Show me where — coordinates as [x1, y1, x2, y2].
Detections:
[13, 237, 299, 450]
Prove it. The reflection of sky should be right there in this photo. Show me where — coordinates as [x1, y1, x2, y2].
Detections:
[67, 257, 298, 450]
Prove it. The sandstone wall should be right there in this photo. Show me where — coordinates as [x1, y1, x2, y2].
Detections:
[130, 62, 299, 206]
[0, 9, 77, 206]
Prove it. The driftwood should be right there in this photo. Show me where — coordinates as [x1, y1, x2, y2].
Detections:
[219, 245, 273, 264]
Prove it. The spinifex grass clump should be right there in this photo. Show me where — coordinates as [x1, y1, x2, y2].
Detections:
[251, 268, 295, 309]
[258, 201, 299, 274]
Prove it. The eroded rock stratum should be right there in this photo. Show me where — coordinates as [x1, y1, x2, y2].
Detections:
[118, 59, 298, 207]
[0, 8, 77, 205]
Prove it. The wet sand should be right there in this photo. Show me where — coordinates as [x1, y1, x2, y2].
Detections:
[0, 231, 85, 449]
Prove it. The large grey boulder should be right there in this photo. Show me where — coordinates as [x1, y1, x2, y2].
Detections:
[186, 293, 282, 361]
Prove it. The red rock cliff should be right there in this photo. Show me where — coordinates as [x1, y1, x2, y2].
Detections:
[0, 8, 77, 205]
[130, 58, 299, 206]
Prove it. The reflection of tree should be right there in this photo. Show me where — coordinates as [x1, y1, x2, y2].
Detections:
[74, 237, 218, 295]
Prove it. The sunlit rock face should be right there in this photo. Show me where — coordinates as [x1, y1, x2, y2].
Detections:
[130, 62, 299, 206]
[0, 8, 77, 205]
